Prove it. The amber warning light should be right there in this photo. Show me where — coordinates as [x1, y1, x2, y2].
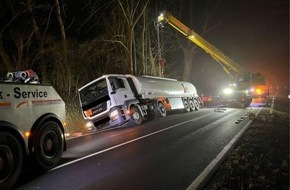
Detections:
[84, 109, 93, 117]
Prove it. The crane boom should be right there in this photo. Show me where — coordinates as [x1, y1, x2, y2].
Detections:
[157, 11, 269, 107]
[158, 11, 247, 80]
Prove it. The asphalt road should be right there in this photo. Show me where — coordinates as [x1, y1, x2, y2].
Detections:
[15, 106, 260, 190]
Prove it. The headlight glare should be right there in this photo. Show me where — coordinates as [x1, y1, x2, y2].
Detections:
[85, 121, 94, 128]
[223, 88, 233, 95]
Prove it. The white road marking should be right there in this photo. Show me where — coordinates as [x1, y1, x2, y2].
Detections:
[51, 112, 213, 171]
[187, 108, 262, 190]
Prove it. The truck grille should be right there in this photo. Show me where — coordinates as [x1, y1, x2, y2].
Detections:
[91, 102, 107, 116]
[84, 101, 107, 117]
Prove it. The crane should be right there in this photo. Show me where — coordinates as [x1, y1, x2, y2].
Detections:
[158, 11, 268, 107]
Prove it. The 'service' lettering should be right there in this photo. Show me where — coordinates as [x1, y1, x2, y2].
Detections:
[14, 87, 48, 99]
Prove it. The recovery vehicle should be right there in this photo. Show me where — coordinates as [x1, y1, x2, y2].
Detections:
[0, 70, 67, 190]
[158, 11, 268, 107]
[78, 74, 202, 130]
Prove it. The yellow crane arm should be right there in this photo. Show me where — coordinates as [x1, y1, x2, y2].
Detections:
[158, 11, 247, 80]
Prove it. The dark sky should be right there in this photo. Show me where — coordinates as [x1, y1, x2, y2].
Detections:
[0, 0, 288, 94]
[164, 0, 289, 94]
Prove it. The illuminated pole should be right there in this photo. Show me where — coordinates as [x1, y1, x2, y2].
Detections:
[157, 22, 163, 77]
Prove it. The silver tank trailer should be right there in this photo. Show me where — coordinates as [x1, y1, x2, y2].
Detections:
[127, 75, 198, 99]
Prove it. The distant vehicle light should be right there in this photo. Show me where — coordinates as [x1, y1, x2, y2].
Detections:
[255, 88, 261, 94]
[202, 96, 212, 102]
[288, 94, 290, 99]
[25, 131, 30, 138]
[65, 133, 70, 138]
[223, 88, 233, 95]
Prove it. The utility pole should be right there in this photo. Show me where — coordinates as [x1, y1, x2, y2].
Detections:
[157, 22, 164, 77]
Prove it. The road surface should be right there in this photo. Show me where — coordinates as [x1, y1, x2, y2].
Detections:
[15, 106, 261, 190]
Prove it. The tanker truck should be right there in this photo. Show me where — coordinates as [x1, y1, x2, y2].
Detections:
[78, 74, 203, 130]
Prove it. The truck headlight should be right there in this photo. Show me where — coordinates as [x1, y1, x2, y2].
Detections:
[85, 121, 94, 129]
[109, 109, 119, 121]
[223, 88, 233, 95]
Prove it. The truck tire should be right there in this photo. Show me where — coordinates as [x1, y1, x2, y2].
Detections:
[129, 107, 143, 126]
[189, 99, 195, 111]
[34, 120, 64, 170]
[0, 132, 23, 190]
[183, 99, 191, 112]
[156, 101, 167, 118]
[243, 99, 252, 108]
[194, 99, 200, 110]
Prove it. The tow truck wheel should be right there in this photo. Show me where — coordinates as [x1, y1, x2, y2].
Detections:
[183, 99, 191, 112]
[193, 99, 200, 110]
[34, 121, 64, 170]
[129, 107, 142, 126]
[189, 99, 195, 111]
[0, 132, 23, 190]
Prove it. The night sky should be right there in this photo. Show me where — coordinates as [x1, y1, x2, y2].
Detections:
[162, 0, 289, 94]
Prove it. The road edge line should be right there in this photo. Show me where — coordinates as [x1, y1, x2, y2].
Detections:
[187, 108, 262, 190]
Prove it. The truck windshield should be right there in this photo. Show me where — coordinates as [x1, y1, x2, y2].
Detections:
[79, 78, 108, 105]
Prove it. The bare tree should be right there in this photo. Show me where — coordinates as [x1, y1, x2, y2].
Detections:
[54, 0, 73, 95]
[0, 35, 13, 72]
[117, 0, 149, 74]
[26, 0, 48, 82]
[0, 0, 27, 72]
[176, 0, 223, 81]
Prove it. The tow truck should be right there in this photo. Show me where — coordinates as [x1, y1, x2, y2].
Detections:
[158, 11, 268, 107]
[0, 70, 67, 190]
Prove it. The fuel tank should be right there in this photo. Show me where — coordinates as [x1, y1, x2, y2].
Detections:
[127, 75, 198, 99]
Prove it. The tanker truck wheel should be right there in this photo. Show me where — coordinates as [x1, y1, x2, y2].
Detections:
[189, 99, 195, 111]
[193, 99, 200, 110]
[243, 99, 252, 108]
[129, 107, 143, 126]
[0, 132, 23, 190]
[34, 120, 64, 170]
[183, 99, 191, 112]
[156, 101, 167, 118]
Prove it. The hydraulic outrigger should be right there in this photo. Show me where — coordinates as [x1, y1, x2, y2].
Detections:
[158, 11, 268, 107]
